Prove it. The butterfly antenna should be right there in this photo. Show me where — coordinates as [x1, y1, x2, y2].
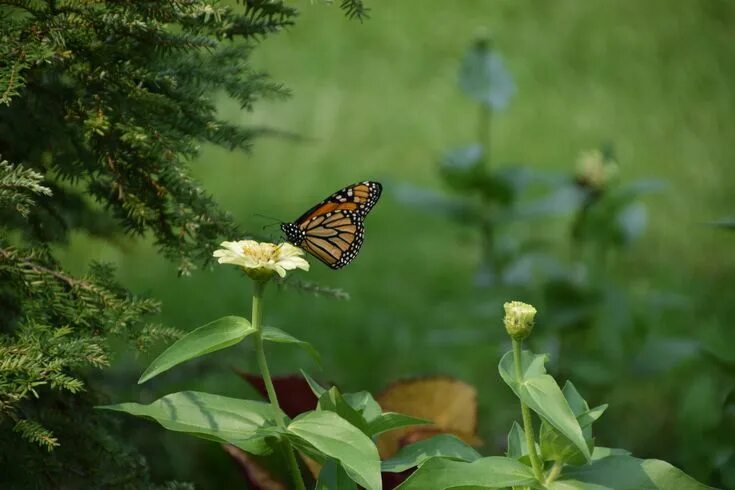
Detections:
[254, 213, 283, 230]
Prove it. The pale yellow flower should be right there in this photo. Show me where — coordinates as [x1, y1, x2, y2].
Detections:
[213, 240, 309, 280]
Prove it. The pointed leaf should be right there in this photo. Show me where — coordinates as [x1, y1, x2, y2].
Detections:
[262, 326, 321, 365]
[139, 316, 254, 383]
[507, 421, 527, 459]
[343, 390, 382, 422]
[98, 391, 282, 454]
[367, 412, 430, 438]
[550, 456, 710, 490]
[561, 381, 589, 415]
[318, 386, 370, 434]
[499, 350, 590, 461]
[316, 459, 358, 490]
[301, 370, 327, 398]
[287, 411, 381, 490]
[382, 434, 480, 473]
[396, 456, 536, 489]
[591, 447, 632, 461]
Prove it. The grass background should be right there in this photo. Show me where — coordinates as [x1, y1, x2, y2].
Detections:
[60, 1, 734, 487]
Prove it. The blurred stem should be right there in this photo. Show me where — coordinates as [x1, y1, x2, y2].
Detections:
[251, 281, 306, 490]
[479, 103, 492, 168]
[479, 103, 495, 284]
[545, 460, 563, 485]
[512, 339, 544, 482]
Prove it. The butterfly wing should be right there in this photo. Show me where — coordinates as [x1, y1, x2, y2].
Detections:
[285, 181, 382, 269]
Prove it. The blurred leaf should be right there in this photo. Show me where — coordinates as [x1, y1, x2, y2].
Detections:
[98, 391, 282, 455]
[262, 326, 321, 365]
[376, 377, 481, 460]
[440, 145, 484, 176]
[512, 184, 587, 220]
[138, 316, 254, 384]
[550, 456, 710, 489]
[316, 459, 357, 490]
[678, 376, 722, 436]
[709, 217, 735, 230]
[238, 372, 319, 419]
[382, 434, 480, 473]
[392, 183, 474, 221]
[396, 456, 536, 489]
[499, 350, 591, 462]
[438, 145, 515, 204]
[367, 412, 431, 438]
[576, 178, 664, 247]
[616, 201, 648, 244]
[458, 38, 515, 110]
[286, 411, 381, 490]
[633, 338, 701, 375]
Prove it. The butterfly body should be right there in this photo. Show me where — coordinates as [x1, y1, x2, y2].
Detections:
[281, 181, 382, 269]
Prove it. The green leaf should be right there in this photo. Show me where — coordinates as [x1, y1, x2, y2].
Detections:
[396, 456, 537, 489]
[540, 419, 590, 466]
[286, 411, 381, 490]
[262, 326, 321, 365]
[382, 434, 481, 473]
[138, 316, 254, 384]
[506, 421, 528, 459]
[367, 412, 430, 438]
[318, 386, 370, 434]
[98, 391, 281, 455]
[591, 447, 632, 460]
[316, 459, 358, 490]
[499, 350, 591, 462]
[561, 381, 588, 415]
[301, 370, 327, 398]
[540, 382, 606, 465]
[550, 456, 711, 490]
[342, 390, 382, 422]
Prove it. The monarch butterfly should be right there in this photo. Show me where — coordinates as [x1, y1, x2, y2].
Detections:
[281, 181, 382, 269]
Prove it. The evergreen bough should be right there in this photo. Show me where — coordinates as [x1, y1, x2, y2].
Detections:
[0, 0, 364, 486]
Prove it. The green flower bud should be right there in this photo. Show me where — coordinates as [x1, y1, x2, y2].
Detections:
[503, 301, 537, 341]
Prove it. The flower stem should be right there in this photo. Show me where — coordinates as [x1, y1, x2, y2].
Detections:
[251, 281, 305, 490]
[545, 460, 563, 486]
[512, 339, 544, 482]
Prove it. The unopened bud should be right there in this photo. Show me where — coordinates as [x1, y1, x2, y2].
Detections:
[503, 301, 537, 341]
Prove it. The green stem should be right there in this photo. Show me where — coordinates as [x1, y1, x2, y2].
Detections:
[512, 339, 544, 482]
[545, 460, 563, 486]
[251, 281, 306, 490]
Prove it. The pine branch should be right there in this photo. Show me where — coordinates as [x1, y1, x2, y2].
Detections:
[0, 159, 52, 217]
[12, 418, 59, 451]
[277, 277, 351, 300]
[339, 0, 370, 21]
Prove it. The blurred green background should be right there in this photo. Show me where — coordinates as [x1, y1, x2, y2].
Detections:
[59, 1, 734, 487]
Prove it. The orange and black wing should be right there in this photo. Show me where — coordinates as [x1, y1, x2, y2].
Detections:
[282, 181, 382, 269]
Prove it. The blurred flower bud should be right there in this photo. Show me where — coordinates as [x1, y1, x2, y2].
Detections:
[503, 301, 537, 341]
[575, 149, 619, 191]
